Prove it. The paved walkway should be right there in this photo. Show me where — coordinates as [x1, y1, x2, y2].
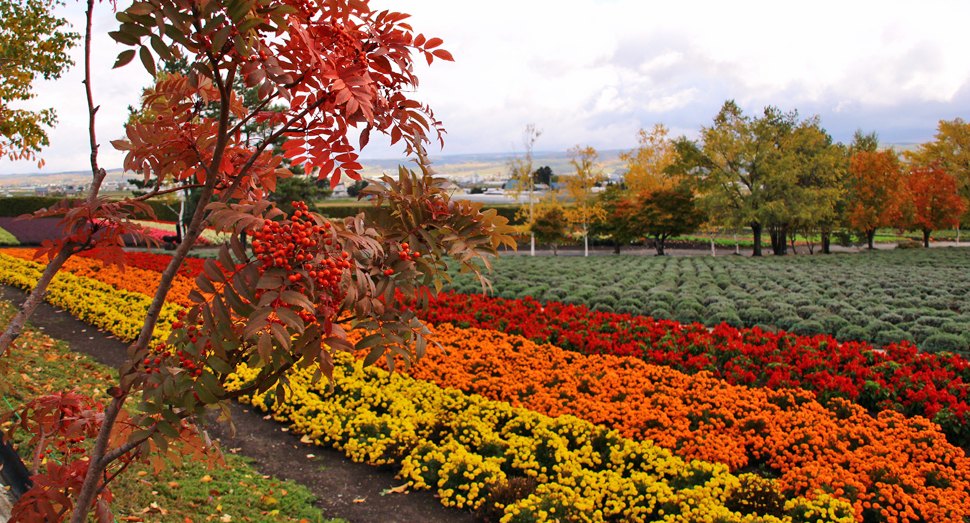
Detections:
[501, 240, 969, 257]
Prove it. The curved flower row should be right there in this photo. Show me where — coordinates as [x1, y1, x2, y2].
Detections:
[412, 292, 970, 447]
[0, 252, 177, 343]
[226, 354, 856, 523]
[20, 248, 969, 440]
[5, 248, 970, 446]
[360, 323, 970, 523]
[4, 248, 198, 308]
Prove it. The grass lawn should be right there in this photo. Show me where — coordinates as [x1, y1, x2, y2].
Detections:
[0, 298, 344, 523]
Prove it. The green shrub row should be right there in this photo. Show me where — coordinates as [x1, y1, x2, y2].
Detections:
[447, 248, 970, 355]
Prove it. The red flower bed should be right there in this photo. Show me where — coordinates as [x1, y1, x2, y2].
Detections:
[415, 291, 970, 448]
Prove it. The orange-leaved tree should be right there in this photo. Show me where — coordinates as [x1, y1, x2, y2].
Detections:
[0, 1, 515, 522]
[845, 149, 907, 249]
[905, 163, 966, 247]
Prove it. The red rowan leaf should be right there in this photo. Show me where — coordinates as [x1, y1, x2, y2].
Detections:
[425, 37, 442, 49]
[431, 49, 454, 62]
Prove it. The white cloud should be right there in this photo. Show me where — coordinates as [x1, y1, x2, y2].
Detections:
[4, 0, 970, 176]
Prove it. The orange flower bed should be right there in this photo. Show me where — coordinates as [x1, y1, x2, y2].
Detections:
[3, 249, 196, 308]
[356, 324, 970, 523]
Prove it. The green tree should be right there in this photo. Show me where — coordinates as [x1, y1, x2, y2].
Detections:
[589, 183, 637, 254]
[346, 179, 370, 197]
[773, 117, 847, 255]
[686, 101, 798, 256]
[619, 186, 704, 256]
[563, 145, 606, 257]
[533, 165, 553, 186]
[0, 0, 79, 165]
[530, 201, 570, 255]
[849, 128, 879, 154]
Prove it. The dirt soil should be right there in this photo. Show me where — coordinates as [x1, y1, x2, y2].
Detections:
[1, 284, 479, 523]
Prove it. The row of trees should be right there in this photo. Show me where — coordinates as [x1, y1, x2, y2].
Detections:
[510, 103, 969, 256]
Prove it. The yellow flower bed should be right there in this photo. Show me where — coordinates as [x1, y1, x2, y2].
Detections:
[225, 355, 855, 523]
[0, 252, 177, 344]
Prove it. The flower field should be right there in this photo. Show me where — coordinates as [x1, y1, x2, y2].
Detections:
[442, 249, 970, 354]
[2, 247, 970, 522]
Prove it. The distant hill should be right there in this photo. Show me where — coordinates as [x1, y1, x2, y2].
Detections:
[0, 150, 631, 187]
[358, 149, 629, 179]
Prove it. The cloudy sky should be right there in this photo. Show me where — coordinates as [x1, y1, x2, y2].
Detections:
[3, 0, 970, 175]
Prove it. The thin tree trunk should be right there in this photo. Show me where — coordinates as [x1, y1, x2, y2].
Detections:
[867, 229, 875, 250]
[583, 222, 588, 257]
[0, 0, 107, 357]
[821, 231, 831, 254]
[0, 249, 72, 353]
[923, 229, 931, 247]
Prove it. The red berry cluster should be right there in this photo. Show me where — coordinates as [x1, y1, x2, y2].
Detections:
[60, 436, 87, 455]
[382, 242, 418, 275]
[250, 201, 352, 325]
[144, 310, 206, 378]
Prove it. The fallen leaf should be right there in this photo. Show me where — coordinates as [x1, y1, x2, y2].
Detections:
[380, 484, 409, 496]
[221, 515, 232, 523]
[300, 435, 313, 444]
[137, 471, 148, 477]
[200, 475, 213, 483]
[168, 481, 181, 489]
[352, 497, 366, 503]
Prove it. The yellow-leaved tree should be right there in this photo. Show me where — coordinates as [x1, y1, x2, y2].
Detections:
[563, 145, 606, 256]
[619, 123, 680, 193]
[505, 124, 541, 255]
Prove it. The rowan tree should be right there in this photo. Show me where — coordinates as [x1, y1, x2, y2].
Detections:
[0, 0, 79, 165]
[846, 149, 907, 249]
[0, 1, 516, 522]
[905, 163, 966, 247]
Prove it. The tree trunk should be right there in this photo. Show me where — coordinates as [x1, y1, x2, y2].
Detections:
[552, 244, 558, 256]
[867, 229, 875, 250]
[821, 231, 831, 254]
[0, 246, 72, 353]
[789, 231, 797, 254]
[769, 228, 780, 254]
[613, 240, 621, 254]
[923, 229, 931, 247]
[751, 223, 763, 256]
[655, 236, 665, 256]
